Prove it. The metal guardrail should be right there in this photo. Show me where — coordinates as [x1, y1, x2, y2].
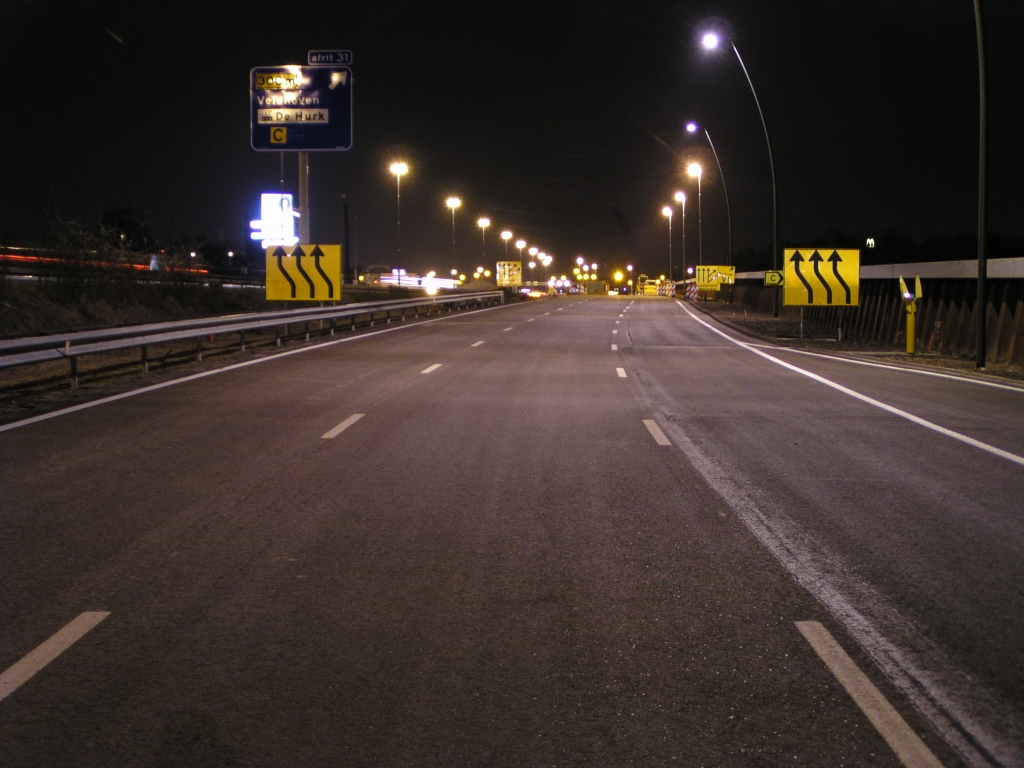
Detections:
[736, 256, 1024, 281]
[0, 291, 504, 387]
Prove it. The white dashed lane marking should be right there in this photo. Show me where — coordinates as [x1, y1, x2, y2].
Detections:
[0, 612, 110, 703]
[616, 368, 627, 378]
[643, 420, 671, 446]
[471, 341, 484, 347]
[796, 621, 943, 768]
[321, 413, 365, 439]
[421, 364, 442, 374]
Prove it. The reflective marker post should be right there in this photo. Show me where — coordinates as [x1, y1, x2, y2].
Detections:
[900, 276, 923, 354]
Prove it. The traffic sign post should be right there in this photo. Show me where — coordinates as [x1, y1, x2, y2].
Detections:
[783, 249, 860, 307]
[251, 66, 353, 152]
[266, 244, 341, 301]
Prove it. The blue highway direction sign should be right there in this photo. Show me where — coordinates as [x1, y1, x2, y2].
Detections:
[308, 50, 353, 65]
[251, 66, 353, 151]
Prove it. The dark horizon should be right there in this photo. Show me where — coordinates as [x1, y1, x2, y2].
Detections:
[2, 0, 1022, 278]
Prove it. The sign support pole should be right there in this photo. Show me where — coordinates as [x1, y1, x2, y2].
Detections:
[298, 152, 310, 243]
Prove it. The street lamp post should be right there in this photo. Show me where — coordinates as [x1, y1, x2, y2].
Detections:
[389, 162, 408, 281]
[702, 31, 778, 315]
[515, 239, 526, 284]
[661, 205, 673, 281]
[477, 217, 490, 260]
[446, 196, 461, 269]
[627, 264, 633, 294]
[686, 163, 703, 266]
[674, 191, 686, 280]
[974, 0, 988, 368]
[688, 123, 733, 266]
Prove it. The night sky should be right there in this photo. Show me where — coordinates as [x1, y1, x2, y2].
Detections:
[2, 0, 1022, 279]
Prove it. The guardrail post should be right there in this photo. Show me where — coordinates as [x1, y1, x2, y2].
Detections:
[195, 337, 203, 362]
[69, 356, 78, 389]
[239, 330, 246, 351]
[276, 327, 282, 346]
[304, 322, 310, 341]
[141, 345, 149, 374]
[329, 318, 335, 337]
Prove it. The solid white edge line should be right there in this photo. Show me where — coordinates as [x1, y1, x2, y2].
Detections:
[616, 367, 627, 378]
[796, 621, 943, 768]
[748, 344, 1024, 394]
[0, 611, 110, 703]
[643, 419, 671, 446]
[676, 300, 1024, 469]
[421, 363, 442, 374]
[0, 302, 513, 434]
[471, 341, 484, 347]
[321, 413, 365, 439]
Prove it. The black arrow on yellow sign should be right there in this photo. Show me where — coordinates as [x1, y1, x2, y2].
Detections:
[809, 251, 832, 304]
[274, 246, 297, 298]
[790, 251, 814, 303]
[293, 245, 316, 298]
[311, 245, 334, 298]
[828, 250, 852, 304]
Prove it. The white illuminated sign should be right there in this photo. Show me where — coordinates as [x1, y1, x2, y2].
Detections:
[250, 193, 300, 248]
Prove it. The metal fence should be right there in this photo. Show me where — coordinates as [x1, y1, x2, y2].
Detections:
[0, 291, 504, 387]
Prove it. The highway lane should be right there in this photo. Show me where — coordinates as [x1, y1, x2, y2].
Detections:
[0, 294, 1017, 766]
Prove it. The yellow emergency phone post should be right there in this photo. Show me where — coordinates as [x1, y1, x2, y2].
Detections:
[899, 275, 923, 354]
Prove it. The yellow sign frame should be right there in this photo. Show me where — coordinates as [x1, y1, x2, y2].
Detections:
[496, 260, 522, 287]
[783, 249, 859, 307]
[266, 244, 341, 301]
[695, 265, 735, 288]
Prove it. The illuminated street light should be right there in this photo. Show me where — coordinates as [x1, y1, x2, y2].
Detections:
[590, 263, 597, 271]
[576, 256, 584, 266]
[529, 246, 538, 257]
[686, 122, 698, 133]
[389, 162, 408, 280]
[702, 27, 778, 313]
[674, 191, 687, 280]
[515, 239, 527, 280]
[500, 229, 513, 261]
[687, 163, 704, 266]
[685, 123, 733, 266]
[477, 217, 490, 259]
[528, 259, 536, 283]
[662, 205, 673, 283]
[446, 196, 461, 267]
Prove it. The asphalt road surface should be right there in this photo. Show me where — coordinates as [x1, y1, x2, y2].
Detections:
[2, 296, 1022, 767]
